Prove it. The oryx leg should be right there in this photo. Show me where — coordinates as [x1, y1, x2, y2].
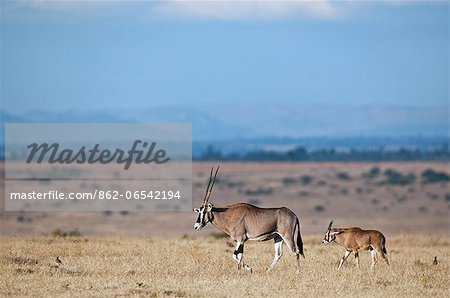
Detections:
[355, 251, 360, 268]
[232, 241, 252, 272]
[375, 249, 390, 266]
[280, 235, 300, 272]
[267, 236, 283, 272]
[370, 248, 378, 269]
[338, 250, 352, 270]
[380, 253, 389, 266]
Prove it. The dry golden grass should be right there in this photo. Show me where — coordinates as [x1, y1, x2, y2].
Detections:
[1, 235, 448, 297]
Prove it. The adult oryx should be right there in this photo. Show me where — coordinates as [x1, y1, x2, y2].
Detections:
[193, 166, 305, 273]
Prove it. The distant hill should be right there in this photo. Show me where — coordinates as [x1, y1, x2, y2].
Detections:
[1, 104, 448, 159]
[2, 103, 448, 138]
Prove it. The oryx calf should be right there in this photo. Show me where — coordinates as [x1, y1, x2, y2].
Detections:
[322, 221, 389, 270]
[193, 166, 305, 272]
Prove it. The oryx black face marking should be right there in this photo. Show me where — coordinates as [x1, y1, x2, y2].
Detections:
[322, 220, 335, 244]
[194, 205, 212, 230]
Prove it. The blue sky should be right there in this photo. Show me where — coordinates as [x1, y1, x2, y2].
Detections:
[0, 1, 448, 138]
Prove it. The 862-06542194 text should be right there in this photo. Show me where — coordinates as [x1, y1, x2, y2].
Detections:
[9, 190, 182, 200]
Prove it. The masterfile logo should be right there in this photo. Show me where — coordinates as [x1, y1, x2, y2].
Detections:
[5, 123, 192, 212]
[26, 140, 170, 170]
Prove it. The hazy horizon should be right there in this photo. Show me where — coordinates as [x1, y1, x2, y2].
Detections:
[1, 102, 448, 140]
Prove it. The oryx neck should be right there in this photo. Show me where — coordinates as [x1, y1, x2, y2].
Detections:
[208, 207, 231, 234]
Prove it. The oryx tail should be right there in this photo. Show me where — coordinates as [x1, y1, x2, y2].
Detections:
[295, 218, 304, 258]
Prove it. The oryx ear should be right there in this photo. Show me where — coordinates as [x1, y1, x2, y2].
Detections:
[193, 208, 201, 213]
[330, 230, 343, 235]
[206, 203, 213, 212]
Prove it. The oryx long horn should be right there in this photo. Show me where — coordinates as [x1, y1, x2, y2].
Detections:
[202, 166, 220, 206]
[328, 220, 334, 230]
[202, 167, 214, 206]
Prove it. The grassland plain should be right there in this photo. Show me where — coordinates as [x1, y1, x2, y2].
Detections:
[0, 235, 448, 297]
[2, 162, 449, 236]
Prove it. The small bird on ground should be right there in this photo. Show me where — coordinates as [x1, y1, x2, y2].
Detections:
[55, 256, 62, 266]
[433, 256, 438, 265]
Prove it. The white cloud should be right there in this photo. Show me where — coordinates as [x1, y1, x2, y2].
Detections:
[3, 0, 446, 23]
[151, 1, 343, 21]
[1, 0, 122, 21]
